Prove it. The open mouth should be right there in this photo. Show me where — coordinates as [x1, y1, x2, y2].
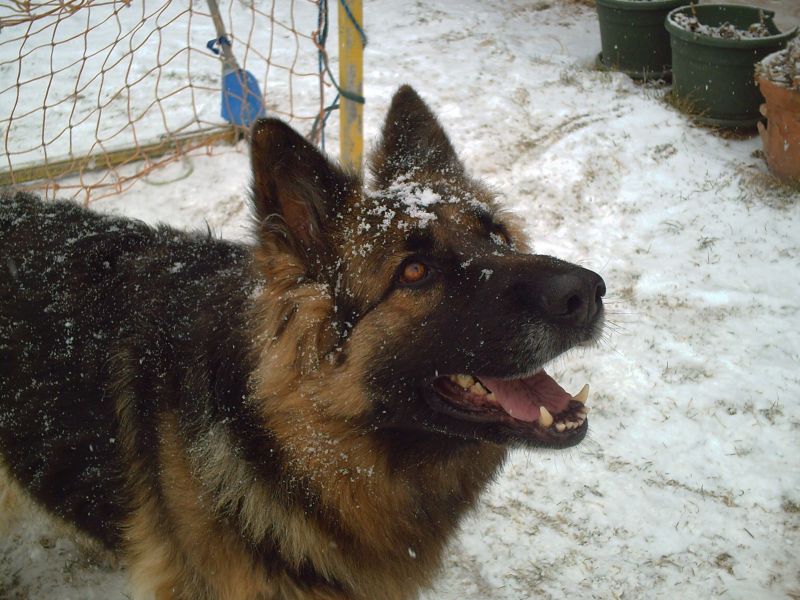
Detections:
[428, 370, 589, 446]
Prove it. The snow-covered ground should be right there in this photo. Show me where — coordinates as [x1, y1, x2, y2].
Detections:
[2, 0, 799, 598]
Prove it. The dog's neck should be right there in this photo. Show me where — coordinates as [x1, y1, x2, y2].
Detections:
[262, 411, 507, 598]
[238, 256, 508, 597]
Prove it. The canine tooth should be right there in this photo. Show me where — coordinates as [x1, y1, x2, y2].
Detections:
[455, 374, 475, 389]
[573, 384, 589, 405]
[487, 392, 496, 401]
[539, 406, 554, 427]
[470, 382, 487, 396]
[555, 422, 566, 432]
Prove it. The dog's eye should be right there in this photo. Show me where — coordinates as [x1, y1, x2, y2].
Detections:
[399, 260, 429, 286]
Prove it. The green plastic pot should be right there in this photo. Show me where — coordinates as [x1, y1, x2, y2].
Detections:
[666, 4, 798, 128]
[596, 0, 686, 80]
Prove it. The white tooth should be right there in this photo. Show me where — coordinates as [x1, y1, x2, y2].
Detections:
[539, 406, 554, 427]
[487, 392, 496, 401]
[577, 410, 587, 420]
[455, 374, 475, 389]
[566, 421, 576, 430]
[573, 384, 589, 405]
[555, 422, 566, 433]
[470, 382, 487, 396]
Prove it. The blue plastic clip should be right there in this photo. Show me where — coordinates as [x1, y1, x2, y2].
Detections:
[206, 36, 232, 56]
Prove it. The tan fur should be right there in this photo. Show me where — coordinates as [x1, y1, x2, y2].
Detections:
[127, 413, 278, 600]
[0, 458, 26, 532]
[241, 233, 505, 599]
[117, 205, 508, 600]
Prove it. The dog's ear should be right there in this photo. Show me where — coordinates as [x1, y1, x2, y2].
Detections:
[370, 85, 465, 188]
[250, 118, 357, 257]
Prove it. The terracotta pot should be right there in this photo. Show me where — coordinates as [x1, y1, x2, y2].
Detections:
[757, 76, 800, 184]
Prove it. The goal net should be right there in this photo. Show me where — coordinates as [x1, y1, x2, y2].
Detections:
[0, 0, 332, 202]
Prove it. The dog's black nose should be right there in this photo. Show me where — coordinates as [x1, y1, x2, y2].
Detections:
[540, 269, 605, 325]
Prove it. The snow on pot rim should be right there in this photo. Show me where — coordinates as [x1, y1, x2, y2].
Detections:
[756, 41, 800, 90]
[595, 0, 685, 10]
[665, 4, 798, 49]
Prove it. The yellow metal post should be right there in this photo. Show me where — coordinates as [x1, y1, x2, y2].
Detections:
[337, 0, 363, 173]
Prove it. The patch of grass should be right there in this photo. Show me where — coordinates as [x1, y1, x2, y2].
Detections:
[648, 474, 740, 508]
[697, 236, 719, 251]
[616, 284, 636, 304]
[713, 126, 758, 141]
[714, 552, 735, 576]
[559, 68, 581, 86]
[651, 142, 677, 161]
[662, 88, 703, 117]
[735, 164, 800, 209]
[662, 90, 759, 139]
[782, 498, 800, 514]
[508, 0, 554, 15]
[594, 59, 672, 87]
[759, 401, 784, 425]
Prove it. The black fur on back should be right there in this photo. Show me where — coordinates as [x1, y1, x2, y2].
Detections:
[0, 191, 262, 548]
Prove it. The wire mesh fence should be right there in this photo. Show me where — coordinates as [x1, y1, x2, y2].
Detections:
[0, 0, 333, 203]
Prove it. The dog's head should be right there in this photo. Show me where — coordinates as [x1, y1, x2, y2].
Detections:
[249, 86, 604, 450]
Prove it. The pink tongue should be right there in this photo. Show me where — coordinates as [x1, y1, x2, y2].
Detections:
[479, 370, 572, 423]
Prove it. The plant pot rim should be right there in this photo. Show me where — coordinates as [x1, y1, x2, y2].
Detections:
[757, 72, 800, 93]
[756, 46, 800, 89]
[596, 0, 685, 11]
[666, 4, 799, 49]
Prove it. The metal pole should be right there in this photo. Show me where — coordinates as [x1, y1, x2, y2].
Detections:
[338, 0, 363, 173]
[206, 0, 240, 73]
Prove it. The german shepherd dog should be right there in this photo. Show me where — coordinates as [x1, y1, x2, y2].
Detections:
[0, 86, 604, 599]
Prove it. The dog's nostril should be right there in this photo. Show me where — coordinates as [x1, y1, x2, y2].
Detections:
[595, 281, 606, 303]
[535, 270, 604, 325]
[566, 294, 583, 316]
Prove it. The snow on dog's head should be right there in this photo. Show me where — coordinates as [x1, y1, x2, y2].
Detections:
[248, 85, 605, 449]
